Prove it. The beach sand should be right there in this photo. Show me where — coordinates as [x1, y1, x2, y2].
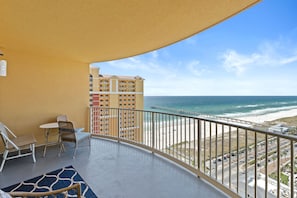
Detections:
[143, 108, 297, 149]
[238, 108, 297, 124]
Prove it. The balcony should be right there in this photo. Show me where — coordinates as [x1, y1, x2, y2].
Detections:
[2, 107, 296, 197]
[90, 107, 297, 198]
[1, 1, 263, 197]
[0, 139, 226, 198]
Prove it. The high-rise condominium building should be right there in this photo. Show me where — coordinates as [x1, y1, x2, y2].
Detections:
[89, 67, 144, 141]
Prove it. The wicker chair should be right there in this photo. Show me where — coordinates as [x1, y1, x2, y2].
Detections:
[0, 123, 36, 172]
[58, 121, 91, 158]
[8, 183, 82, 198]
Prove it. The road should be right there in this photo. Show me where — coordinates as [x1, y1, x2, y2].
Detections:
[203, 139, 297, 197]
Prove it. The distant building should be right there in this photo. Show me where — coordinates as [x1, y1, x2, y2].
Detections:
[268, 124, 289, 134]
[89, 67, 144, 141]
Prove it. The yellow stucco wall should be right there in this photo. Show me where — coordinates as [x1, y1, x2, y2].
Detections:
[0, 50, 89, 147]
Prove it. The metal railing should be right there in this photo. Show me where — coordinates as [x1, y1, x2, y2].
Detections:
[90, 107, 297, 198]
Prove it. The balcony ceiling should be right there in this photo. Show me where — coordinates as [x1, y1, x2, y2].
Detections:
[0, 0, 260, 63]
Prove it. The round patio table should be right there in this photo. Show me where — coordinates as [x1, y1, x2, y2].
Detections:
[40, 122, 59, 157]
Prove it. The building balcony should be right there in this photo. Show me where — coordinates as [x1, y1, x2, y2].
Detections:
[1, 1, 263, 197]
[89, 107, 297, 198]
[1, 107, 296, 197]
[0, 138, 227, 198]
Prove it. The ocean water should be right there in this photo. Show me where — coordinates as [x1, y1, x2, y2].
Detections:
[144, 96, 297, 118]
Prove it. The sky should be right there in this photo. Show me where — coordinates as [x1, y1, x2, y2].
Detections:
[92, 1, 297, 96]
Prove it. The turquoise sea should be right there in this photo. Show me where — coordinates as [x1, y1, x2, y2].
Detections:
[144, 96, 297, 118]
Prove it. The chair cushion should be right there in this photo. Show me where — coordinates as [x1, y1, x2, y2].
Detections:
[75, 132, 90, 142]
[61, 133, 76, 142]
[74, 128, 84, 133]
[8, 134, 36, 150]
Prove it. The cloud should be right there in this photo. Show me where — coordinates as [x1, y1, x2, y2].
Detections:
[95, 37, 297, 96]
[150, 51, 159, 59]
[103, 54, 177, 80]
[221, 40, 297, 75]
[184, 37, 197, 45]
[186, 60, 209, 76]
[280, 55, 297, 64]
[221, 50, 255, 75]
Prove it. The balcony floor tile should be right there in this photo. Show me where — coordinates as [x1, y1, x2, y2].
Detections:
[0, 138, 228, 198]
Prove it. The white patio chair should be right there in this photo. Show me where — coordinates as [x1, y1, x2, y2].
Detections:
[0, 122, 36, 172]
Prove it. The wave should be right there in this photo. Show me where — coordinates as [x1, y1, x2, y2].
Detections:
[220, 105, 297, 118]
[272, 101, 297, 105]
[235, 101, 297, 109]
[236, 104, 265, 108]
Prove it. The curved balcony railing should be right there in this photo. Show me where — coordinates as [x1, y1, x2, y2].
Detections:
[89, 107, 297, 198]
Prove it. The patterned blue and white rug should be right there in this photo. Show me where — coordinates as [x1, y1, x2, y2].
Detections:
[2, 165, 97, 197]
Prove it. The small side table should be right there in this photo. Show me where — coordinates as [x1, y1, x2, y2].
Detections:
[39, 122, 59, 157]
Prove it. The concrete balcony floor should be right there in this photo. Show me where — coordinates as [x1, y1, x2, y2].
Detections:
[0, 138, 228, 198]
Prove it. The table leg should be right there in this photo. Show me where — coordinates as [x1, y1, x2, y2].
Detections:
[43, 128, 50, 157]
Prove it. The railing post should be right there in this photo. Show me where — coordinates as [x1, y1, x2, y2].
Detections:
[254, 132, 257, 198]
[197, 119, 201, 173]
[152, 112, 155, 152]
[277, 137, 280, 198]
[290, 140, 294, 198]
[89, 106, 93, 134]
[265, 134, 268, 198]
[117, 108, 120, 142]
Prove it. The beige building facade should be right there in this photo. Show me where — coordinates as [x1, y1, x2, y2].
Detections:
[0, 0, 259, 149]
[89, 67, 144, 141]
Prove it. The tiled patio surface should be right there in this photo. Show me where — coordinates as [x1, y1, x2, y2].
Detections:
[0, 138, 228, 198]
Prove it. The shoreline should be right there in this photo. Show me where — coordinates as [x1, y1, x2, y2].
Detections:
[143, 108, 297, 149]
[237, 108, 297, 124]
